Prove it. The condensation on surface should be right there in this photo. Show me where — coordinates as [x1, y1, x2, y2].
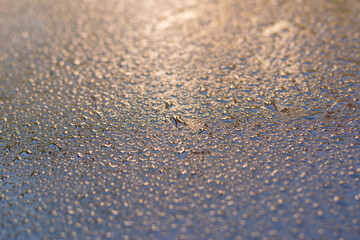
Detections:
[0, 0, 360, 239]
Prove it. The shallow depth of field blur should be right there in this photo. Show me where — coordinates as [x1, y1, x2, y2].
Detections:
[0, 0, 360, 239]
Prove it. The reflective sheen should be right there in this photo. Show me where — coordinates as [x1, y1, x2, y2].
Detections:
[0, 0, 360, 239]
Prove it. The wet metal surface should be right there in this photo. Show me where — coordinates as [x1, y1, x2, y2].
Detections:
[1, 0, 360, 239]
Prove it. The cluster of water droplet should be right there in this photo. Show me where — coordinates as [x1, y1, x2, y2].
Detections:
[0, 0, 360, 239]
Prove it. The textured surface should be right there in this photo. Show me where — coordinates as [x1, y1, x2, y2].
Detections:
[1, 0, 360, 239]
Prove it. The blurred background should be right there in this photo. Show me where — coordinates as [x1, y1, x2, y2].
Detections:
[1, 0, 360, 239]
